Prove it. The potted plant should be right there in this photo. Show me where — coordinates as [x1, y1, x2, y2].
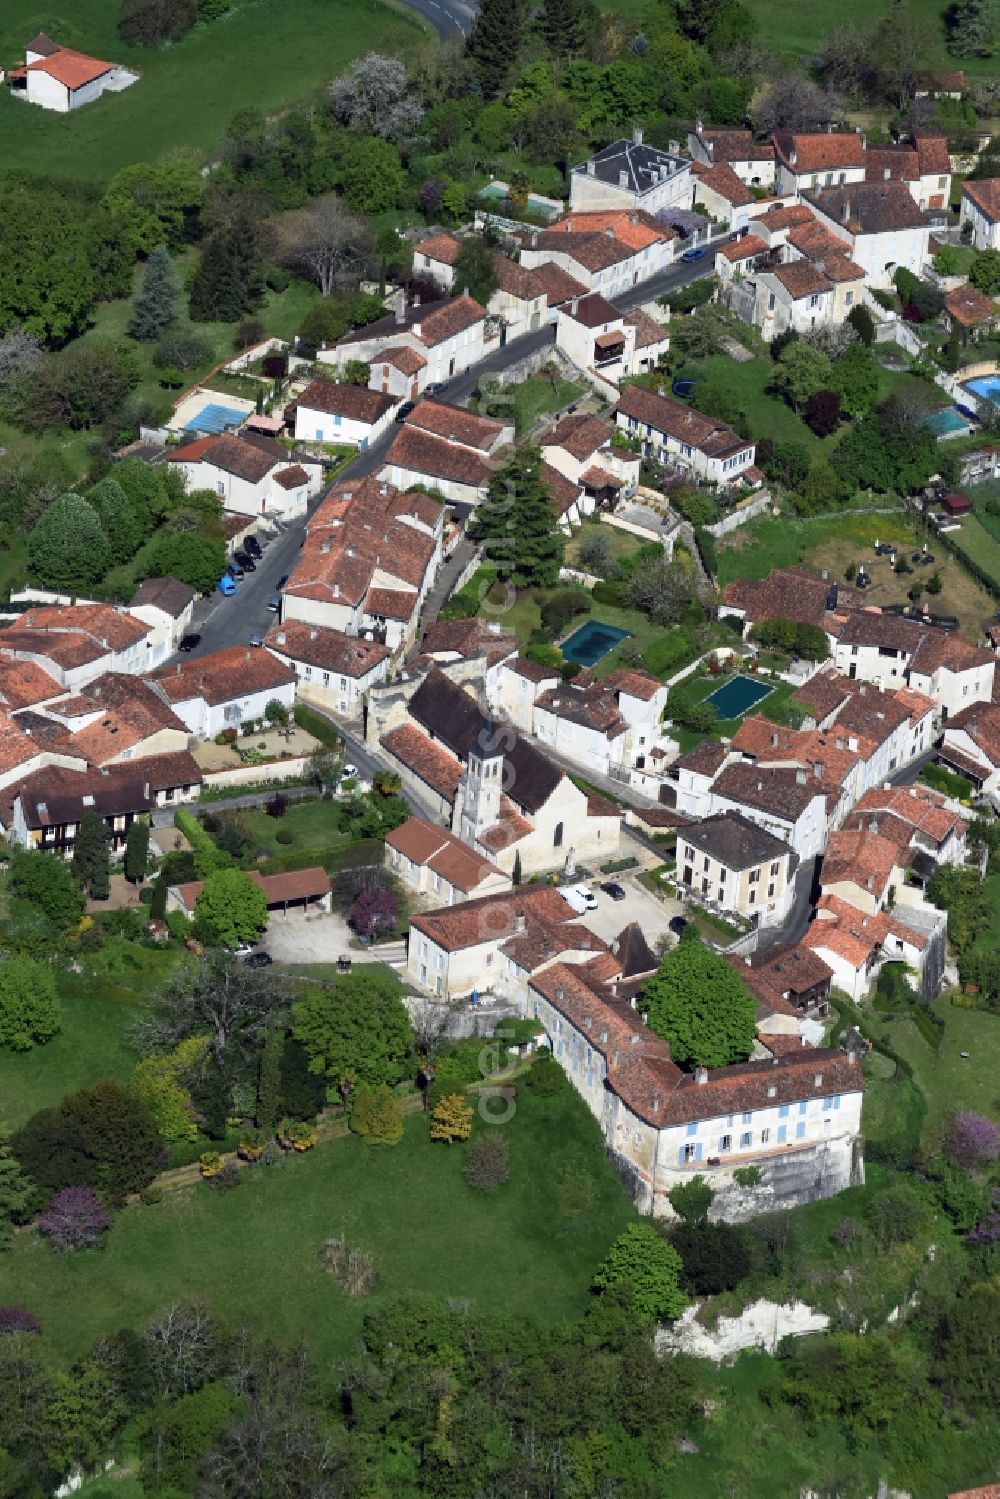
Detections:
[287, 1121, 317, 1152]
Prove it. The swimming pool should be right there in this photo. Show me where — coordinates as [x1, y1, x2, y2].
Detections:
[705, 674, 774, 718]
[965, 374, 1000, 407]
[562, 620, 631, 667]
[183, 401, 249, 435]
[922, 407, 974, 438]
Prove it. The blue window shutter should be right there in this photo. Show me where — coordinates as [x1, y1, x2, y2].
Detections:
[777, 1125, 787, 1144]
[678, 1146, 687, 1166]
[695, 1142, 703, 1161]
[796, 1121, 806, 1139]
[834, 1096, 841, 1110]
[799, 1101, 807, 1115]
[686, 1122, 697, 1136]
[315, 428, 322, 441]
[718, 1137, 727, 1152]
[779, 1104, 789, 1118]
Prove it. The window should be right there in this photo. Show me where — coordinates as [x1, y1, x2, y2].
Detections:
[740, 1132, 752, 1148]
[686, 1122, 697, 1136]
[795, 1121, 806, 1140]
[760, 1128, 770, 1145]
[779, 1104, 789, 1118]
[822, 1097, 832, 1111]
[749, 868, 760, 883]
[777, 1124, 787, 1144]
[741, 1112, 752, 1124]
[845, 291, 854, 306]
[767, 883, 775, 898]
[553, 822, 563, 848]
[720, 1134, 732, 1153]
[799, 1101, 807, 1115]
[770, 862, 779, 876]
[748, 889, 756, 904]
[683, 1142, 697, 1163]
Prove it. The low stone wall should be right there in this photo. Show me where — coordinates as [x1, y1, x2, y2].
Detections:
[706, 491, 772, 537]
[202, 756, 310, 790]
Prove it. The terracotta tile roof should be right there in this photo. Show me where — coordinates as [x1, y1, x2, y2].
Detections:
[962, 179, 1000, 223]
[173, 866, 330, 912]
[713, 762, 827, 821]
[945, 283, 997, 328]
[751, 943, 833, 999]
[625, 308, 669, 349]
[273, 465, 310, 490]
[411, 884, 577, 952]
[769, 261, 835, 299]
[297, 379, 397, 422]
[821, 826, 904, 899]
[53, 675, 189, 765]
[945, 700, 1000, 768]
[25, 45, 111, 89]
[130, 576, 196, 618]
[531, 231, 635, 273]
[415, 232, 462, 265]
[674, 739, 729, 776]
[417, 295, 488, 347]
[167, 431, 295, 484]
[0, 715, 45, 775]
[755, 204, 817, 233]
[910, 626, 994, 677]
[678, 811, 793, 870]
[529, 261, 588, 305]
[27, 33, 60, 56]
[381, 723, 463, 801]
[374, 345, 427, 374]
[545, 412, 613, 460]
[541, 461, 583, 517]
[564, 292, 623, 328]
[365, 586, 418, 621]
[948, 1486, 1000, 1499]
[419, 616, 517, 663]
[384, 426, 493, 489]
[912, 127, 952, 176]
[264, 620, 390, 678]
[732, 715, 863, 790]
[150, 646, 295, 707]
[695, 129, 774, 164]
[602, 667, 663, 701]
[501, 916, 609, 973]
[791, 668, 852, 722]
[717, 234, 770, 262]
[493, 255, 546, 301]
[693, 160, 754, 207]
[848, 783, 965, 848]
[12, 750, 201, 831]
[616, 385, 749, 461]
[15, 603, 151, 655]
[804, 892, 928, 970]
[503, 654, 560, 685]
[549, 210, 675, 249]
[536, 681, 628, 739]
[386, 815, 504, 893]
[477, 796, 534, 851]
[807, 181, 927, 234]
[0, 658, 62, 710]
[722, 566, 863, 628]
[286, 477, 438, 609]
[405, 398, 507, 453]
[771, 131, 866, 173]
[865, 145, 920, 183]
[587, 790, 621, 818]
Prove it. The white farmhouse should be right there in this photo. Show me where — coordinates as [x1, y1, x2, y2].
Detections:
[148, 646, 296, 739]
[9, 33, 137, 112]
[263, 620, 390, 720]
[960, 180, 1000, 251]
[615, 384, 756, 487]
[294, 379, 398, 449]
[166, 432, 323, 524]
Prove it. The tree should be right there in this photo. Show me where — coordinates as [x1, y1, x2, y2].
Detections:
[672, 1219, 752, 1295]
[539, 0, 596, 54]
[847, 304, 875, 346]
[88, 477, 146, 565]
[329, 52, 423, 140]
[948, 0, 998, 56]
[642, 940, 757, 1069]
[469, 447, 565, 587]
[255, 1025, 282, 1135]
[142, 532, 227, 593]
[870, 0, 934, 109]
[970, 248, 1000, 294]
[350, 887, 399, 941]
[469, 0, 524, 96]
[119, 0, 197, 46]
[141, 1380, 242, 1495]
[292, 970, 413, 1092]
[71, 812, 111, 902]
[102, 152, 204, 252]
[949, 1111, 1000, 1170]
[9, 850, 84, 931]
[0, 326, 43, 394]
[365, 1083, 405, 1145]
[125, 819, 150, 884]
[132, 1036, 206, 1143]
[933, 1281, 1000, 1413]
[343, 358, 372, 386]
[38, 1187, 110, 1252]
[340, 138, 404, 215]
[464, 1131, 510, 1191]
[189, 220, 265, 323]
[430, 1093, 474, 1143]
[749, 73, 837, 132]
[0, 184, 98, 345]
[149, 951, 281, 1071]
[670, 306, 724, 361]
[153, 322, 213, 373]
[592, 1223, 687, 1322]
[830, 342, 879, 420]
[626, 555, 700, 625]
[780, 1333, 914, 1434]
[20, 342, 141, 435]
[128, 246, 180, 341]
[668, 1174, 714, 1224]
[0, 957, 61, 1052]
[193, 870, 268, 949]
[279, 196, 371, 298]
[145, 1301, 223, 1399]
[454, 238, 499, 307]
[804, 388, 842, 437]
[773, 341, 833, 413]
[0, 1141, 35, 1249]
[14, 1080, 160, 1198]
[512, 850, 522, 886]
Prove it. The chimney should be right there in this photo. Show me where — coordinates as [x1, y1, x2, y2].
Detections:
[652, 1093, 660, 1113]
[813, 761, 824, 780]
[571, 298, 579, 316]
[789, 147, 798, 166]
[695, 1066, 708, 1084]
[757, 779, 764, 791]
[847, 1048, 856, 1064]
[633, 126, 643, 145]
[771, 731, 779, 747]
[309, 628, 317, 641]
[462, 286, 469, 299]
[413, 322, 421, 338]
[841, 199, 850, 224]
[276, 632, 286, 645]
[556, 984, 564, 1000]
[695, 117, 703, 135]
[395, 295, 405, 326]
[413, 294, 420, 310]
[884, 166, 891, 181]
[143, 781, 150, 800]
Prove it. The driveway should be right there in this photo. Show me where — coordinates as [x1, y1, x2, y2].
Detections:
[264, 910, 406, 969]
[576, 873, 682, 951]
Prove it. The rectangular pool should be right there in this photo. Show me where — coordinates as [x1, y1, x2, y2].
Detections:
[965, 375, 1000, 407]
[922, 407, 973, 438]
[561, 620, 630, 667]
[705, 674, 774, 718]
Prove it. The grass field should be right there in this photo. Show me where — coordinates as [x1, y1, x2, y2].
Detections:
[480, 374, 585, 434]
[685, 354, 827, 453]
[718, 509, 997, 637]
[0, 0, 428, 183]
[0, 1084, 635, 1367]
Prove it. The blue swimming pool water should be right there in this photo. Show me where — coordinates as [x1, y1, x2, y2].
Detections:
[923, 407, 972, 436]
[562, 620, 630, 667]
[705, 675, 774, 718]
[966, 375, 1000, 407]
[183, 402, 248, 435]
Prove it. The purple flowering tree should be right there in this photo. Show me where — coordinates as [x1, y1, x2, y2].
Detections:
[950, 1112, 1000, 1171]
[419, 178, 445, 218]
[38, 1187, 110, 1252]
[0, 1306, 42, 1335]
[351, 888, 399, 942]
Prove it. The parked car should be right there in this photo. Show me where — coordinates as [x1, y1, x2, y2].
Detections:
[600, 881, 627, 901]
[244, 535, 263, 558]
[218, 575, 237, 596]
[276, 574, 288, 590]
[680, 246, 707, 263]
[244, 951, 273, 969]
[234, 552, 256, 572]
[179, 633, 201, 652]
[266, 594, 282, 612]
[563, 884, 598, 914]
[250, 631, 264, 647]
[340, 762, 359, 779]
[394, 400, 416, 423]
[226, 561, 244, 580]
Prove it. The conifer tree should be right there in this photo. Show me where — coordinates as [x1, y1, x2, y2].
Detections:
[948, 0, 997, 56]
[430, 1093, 473, 1144]
[349, 1082, 376, 1137]
[256, 1025, 282, 1134]
[539, 0, 595, 57]
[468, 0, 524, 97]
[189, 221, 265, 323]
[468, 446, 565, 588]
[72, 812, 111, 902]
[124, 818, 150, 884]
[127, 245, 180, 341]
[366, 1083, 404, 1146]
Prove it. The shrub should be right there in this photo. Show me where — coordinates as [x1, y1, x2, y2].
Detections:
[463, 1131, 510, 1192]
[592, 579, 629, 607]
[265, 793, 288, 818]
[38, 1187, 110, 1252]
[275, 829, 294, 846]
[950, 1112, 1000, 1170]
[524, 1050, 565, 1095]
[539, 588, 590, 639]
[672, 1219, 752, 1296]
[430, 1093, 473, 1143]
[668, 1174, 714, 1225]
[0, 1306, 42, 1335]
[320, 1236, 378, 1294]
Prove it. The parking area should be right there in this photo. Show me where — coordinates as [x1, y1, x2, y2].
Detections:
[261, 910, 402, 967]
[576, 874, 682, 951]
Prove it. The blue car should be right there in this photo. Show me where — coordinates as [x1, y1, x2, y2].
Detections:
[218, 575, 237, 596]
[680, 246, 707, 264]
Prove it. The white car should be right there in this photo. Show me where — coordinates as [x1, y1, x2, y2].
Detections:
[562, 884, 598, 914]
[340, 763, 359, 779]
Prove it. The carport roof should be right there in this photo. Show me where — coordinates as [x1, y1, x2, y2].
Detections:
[170, 866, 330, 912]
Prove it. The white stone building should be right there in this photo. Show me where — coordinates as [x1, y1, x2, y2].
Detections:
[676, 812, 796, 927]
[569, 130, 692, 215]
[959, 180, 1000, 251]
[263, 620, 390, 719]
[148, 646, 296, 739]
[165, 432, 323, 524]
[293, 379, 399, 448]
[615, 384, 756, 487]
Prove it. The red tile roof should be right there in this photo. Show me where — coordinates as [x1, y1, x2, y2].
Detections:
[383, 426, 493, 489]
[150, 646, 295, 706]
[404, 398, 507, 452]
[693, 160, 755, 207]
[771, 131, 866, 173]
[411, 884, 577, 952]
[173, 867, 331, 911]
[25, 45, 111, 89]
[545, 412, 613, 460]
[386, 815, 504, 893]
[962, 179, 1000, 222]
[945, 283, 997, 328]
[264, 620, 389, 678]
[297, 379, 397, 422]
[415, 232, 462, 265]
[529, 261, 588, 306]
[380, 723, 463, 802]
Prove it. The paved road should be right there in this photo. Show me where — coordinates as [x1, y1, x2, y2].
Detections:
[401, 0, 473, 37]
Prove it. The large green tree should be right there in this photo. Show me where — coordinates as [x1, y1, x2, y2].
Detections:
[0, 1139, 35, 1248]
[292, 970, 413, 1094]
[87, 477, 146, 566]
[947, 0, 997, 56]
[128, 245, 180, 341]
[193, 869, 268, 949]
[0, 956, 61, 1052]
[642, 939, 757, 1068]
[592, 1223, 687, 1322]
[340, 137, 404, 214]
[102, 152, 205, 252]
[539, 0, 598, 55]
[12, 1079, 160, 1199]
[125, 818, 151, 884]
[469, 0, 525, 96]
[189, 220, 265, 323]
[142, 532, 227, 593]
[72, 812, 112, 902]
[469, 446, 565, 587]
[0, 184, 98, 345]
[9, 850, 85, 931]
[454, 238, 499, 307]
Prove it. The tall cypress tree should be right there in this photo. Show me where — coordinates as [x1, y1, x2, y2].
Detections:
[71, 812, 111, 902]
[948, 0, 997, 56]
[468, 446, 565, 588]
[127, 245, 180, 341]
[468, 0, 524, 98]
[539, 0, 595, 57]
[189, 220, 265, 323]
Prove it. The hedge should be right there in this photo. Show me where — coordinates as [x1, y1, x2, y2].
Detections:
[174, 806, 231, 874]
[292, 703, 342, 750]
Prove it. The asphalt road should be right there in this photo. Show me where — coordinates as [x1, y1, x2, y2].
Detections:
[401, 0, 473, 37]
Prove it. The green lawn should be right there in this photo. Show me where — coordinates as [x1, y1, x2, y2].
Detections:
[869, 994, 1000, 1147]
[0, 1084, 635, 1367]
[0, 0, 428, 182]
[510, 375, 586, 435]
[684, 354, 826, 453]
[670, 669, 800, 751]
[0, 945, 186, 1132]
[947, 509, 1000, 594]
[237, 798, 349, 860]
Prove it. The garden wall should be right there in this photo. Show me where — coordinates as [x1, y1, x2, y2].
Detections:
[202, 756, 310, 790]
[706, 492, 772, 537]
